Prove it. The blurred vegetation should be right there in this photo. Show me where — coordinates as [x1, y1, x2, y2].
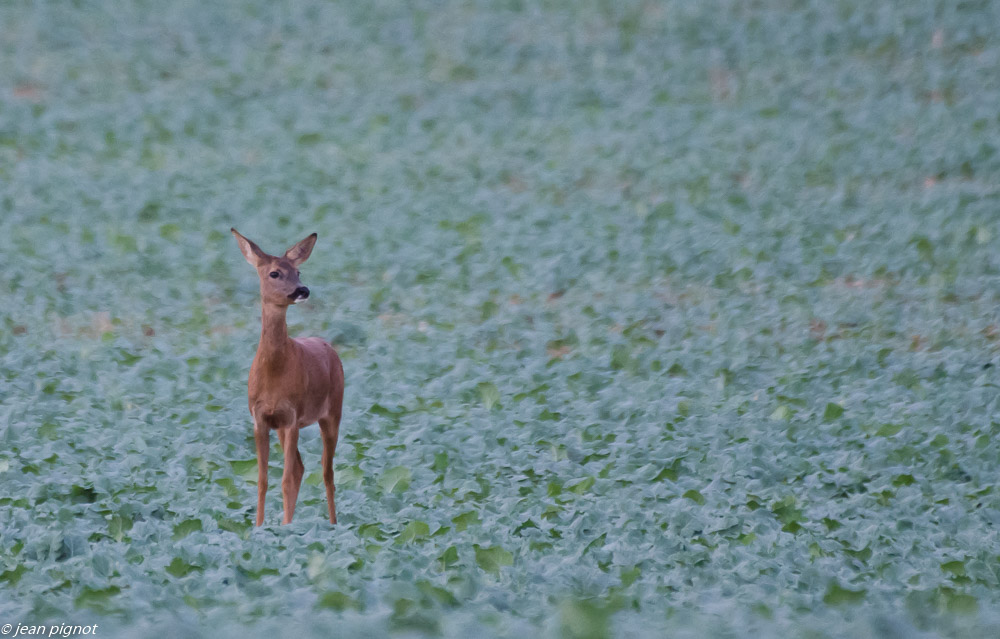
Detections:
[1, 1, 1000, 637]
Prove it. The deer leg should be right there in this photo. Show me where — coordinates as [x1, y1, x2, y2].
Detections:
[254, 422, 270, 526]
[278, 426, 304, 524]
[318, 414, 340, 524]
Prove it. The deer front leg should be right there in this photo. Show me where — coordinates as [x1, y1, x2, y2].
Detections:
[254, 422, 270, 526]
[278, 426, 304, 524]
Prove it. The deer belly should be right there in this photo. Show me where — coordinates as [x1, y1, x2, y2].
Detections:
[294, 387, 330, 426]
[292, 358, 333, 426]
[251, 402, 295, 430]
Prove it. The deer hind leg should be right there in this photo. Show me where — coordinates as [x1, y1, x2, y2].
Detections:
[277, 426, 304, 524]
[254, 422, 270, 526]
[318, 412, 341, 524]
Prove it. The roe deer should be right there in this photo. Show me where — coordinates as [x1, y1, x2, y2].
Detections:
[231, 228, 345, 525]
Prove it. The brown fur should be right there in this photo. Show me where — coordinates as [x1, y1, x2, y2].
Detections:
[232, 228, 345, 525]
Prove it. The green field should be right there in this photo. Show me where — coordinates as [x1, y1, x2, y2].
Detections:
[2, 1, 1000, 637]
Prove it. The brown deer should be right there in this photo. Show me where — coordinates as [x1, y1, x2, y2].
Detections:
[231, 228, 345, 525]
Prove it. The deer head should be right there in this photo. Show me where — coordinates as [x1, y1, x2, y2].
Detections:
[231, 228, 317, 307]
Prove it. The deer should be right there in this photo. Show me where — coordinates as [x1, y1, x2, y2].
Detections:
[231, 228, 345, 526]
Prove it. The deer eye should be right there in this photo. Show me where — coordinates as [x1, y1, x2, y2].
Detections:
[269, 271, 280, 279]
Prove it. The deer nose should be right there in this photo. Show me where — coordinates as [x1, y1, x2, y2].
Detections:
[291, 286, 310, 300]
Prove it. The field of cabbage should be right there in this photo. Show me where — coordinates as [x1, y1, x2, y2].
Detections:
[2, 1, 1000, 637]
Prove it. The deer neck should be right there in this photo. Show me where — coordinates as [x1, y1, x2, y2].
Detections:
[257, 302, 293, 368]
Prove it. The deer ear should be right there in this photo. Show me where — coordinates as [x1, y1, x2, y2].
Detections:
[285, 233, 317, 266]
[231, 228, 267, 267]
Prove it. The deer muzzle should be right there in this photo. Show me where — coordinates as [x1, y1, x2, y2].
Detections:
[289, 286, 310, 303]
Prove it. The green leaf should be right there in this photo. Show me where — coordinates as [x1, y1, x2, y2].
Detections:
[452, 510, 481, 532]
[892, 474, 916, 487]
[547, 480, 563, 497]
[569, 476, 595, 495]
[396, 520, 430, 544]
[238, 565, 279, 579]
[369, 403, 403, 418]
[337, 465, 364, 488]
[666, 361, 687, 376]
[653, 459, 682, 482]
[165, 557, 202, 578]
[416, 579, 459, 606]
[159, 223, 181, 240]
[559, 598, 612, 639]
[475, 545, 513, 575]
[229, 459, 258, 481]
[304, 471, 323, 486]
[683, 489, 706, 505]
[358, 523, 387, 541]
[172, 518, 203, 541]
[620, 565, 640, 587]
[610, 345, 631, 370]
[378, 466, 412, 494]
[109, 514, 133, 542]
[770, 496, 803, 526]
[316, 591, 359, 611]
[770, 405, 793, 421]
[944, 590, 978, 614]
[214, 477, 240, 498]
[438, 546, 459, 570]
[0, 564, 27, 585]
[74, 585, 122, 611]
[876, 423, 902, 437]
[477, 381, 501, 410]
[676, 401, 690, 418]
[822, 402, 844, 421]
[217, 517, 252, 537]
[911, 235, 934, 261]
[823, 583, 866, 605]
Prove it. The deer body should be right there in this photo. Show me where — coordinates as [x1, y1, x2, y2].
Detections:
[232, 228, 344, 526]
